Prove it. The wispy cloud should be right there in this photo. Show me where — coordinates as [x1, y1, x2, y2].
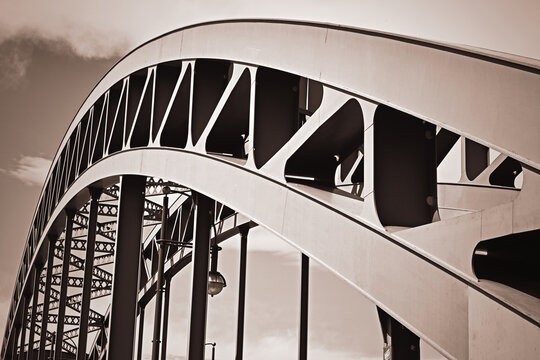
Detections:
[0, 155, 51, 186]
[0, 2, 190, 61]
[0, 38, 33, 88]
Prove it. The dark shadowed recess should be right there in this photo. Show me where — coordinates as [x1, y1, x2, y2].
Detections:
[130, 70, 154, 148]
[125, 69, 148, 146]
[160, 64, 191, 149]
[108, 80, 126, 155]
[254, 67, 323, 168]
[374, 105, 437, 227]
[191, 59, 232, 146]
[473, 229, 540, 298]
[489, 157, 522, 187]
[77, 111, 91, 175]
[465, 139, 489, 181]
[206, 68, 251, 159]
[153, 61, 183, 142]
[67, 128, 78, 186]
[285, 99, 364, 188]
[91, 95, 107, 163]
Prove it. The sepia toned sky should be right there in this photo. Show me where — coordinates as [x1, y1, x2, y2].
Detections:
[0, 1, 538, 359]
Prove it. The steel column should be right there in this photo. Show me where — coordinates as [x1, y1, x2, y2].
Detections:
[377, 307, 420, 360]
[107, 175, 146, 360]
[17, 295, 28, 360]
[299, 254, 309, 360]
[38, 236, 57, 360]
[10, 327, 19, 360]
[151, 192, 169, 360]
[76, 188, 102, 360]
[54, 209, 75, 360]
[50, 333, 55, 360]
[27, 265, 41, 360]
[136, 307, 145, 360]
[160, 279, 170, 360]
[235, 225, 249, 360]
[186, 192, 212, 360]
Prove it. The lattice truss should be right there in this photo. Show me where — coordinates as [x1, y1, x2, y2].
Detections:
[22, 179, 193, 356]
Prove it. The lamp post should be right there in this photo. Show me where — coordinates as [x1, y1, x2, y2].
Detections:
[205, 343, 216, 360]
[151, 186, 170, 360]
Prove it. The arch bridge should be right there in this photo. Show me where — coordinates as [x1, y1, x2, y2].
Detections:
[2, 19, 539, 360]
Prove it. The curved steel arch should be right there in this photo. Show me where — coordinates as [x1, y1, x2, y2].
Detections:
[3, 19, 540, 360]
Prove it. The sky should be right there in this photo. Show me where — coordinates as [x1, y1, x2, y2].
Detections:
[0, 1, 538, 359]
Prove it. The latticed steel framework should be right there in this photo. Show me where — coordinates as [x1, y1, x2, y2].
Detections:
[2, 20, 539, 360]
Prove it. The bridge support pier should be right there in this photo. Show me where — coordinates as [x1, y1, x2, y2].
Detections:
[187, 192, 212, 360]
[151, 191, 169, 360]
[17, 295, 28, 360]
[160, 279, 170, 360]
[107, 175, 146, 360]
[38, 236, 57, 360]
[234, 225, 249, 360]
[9, 326, 19, 360]
[377, 307, 419, 360]
[54, 209, 75, 360]
[76, 188, 102, 360]
[136, 306, 145, 360]
[236, 225, 249, 360]
[299, 254, 309, 360]
[27, 264, 42, 360]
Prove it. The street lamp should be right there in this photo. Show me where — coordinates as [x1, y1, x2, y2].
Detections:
[208, 242, 226, 296]
[205, 342, 216, 360]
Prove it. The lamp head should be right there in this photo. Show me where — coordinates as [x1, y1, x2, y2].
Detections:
[208, 271, 226, 296]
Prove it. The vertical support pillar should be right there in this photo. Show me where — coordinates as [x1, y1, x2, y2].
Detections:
[377, 307, 420, 360]
[11, 327, 20, 360]
[160, 279, 171, 360]
[76, 188, 102, 360]
[186, 192, 212, 360]
[152, 191, 169, 360]
[50, 333, 55, 360]
[235, 225, 249, 360]
[136, 307, 145, 360]
[27, 265, 42, 360]
[298, 254, 309, 360]
[107, 175, 146, 360]
[18, 295, 29, 360]
[55, 209, 75, 360]
[38, 236, 57, 360]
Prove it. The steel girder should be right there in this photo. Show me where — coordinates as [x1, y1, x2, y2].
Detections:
[3, 19, 540, 360]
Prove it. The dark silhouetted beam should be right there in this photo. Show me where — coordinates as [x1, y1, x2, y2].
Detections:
[107, 176, 146, 360]
[187, 192, 212, 360]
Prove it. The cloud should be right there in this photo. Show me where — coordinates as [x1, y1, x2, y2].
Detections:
[0, 37, 33, 88]
[0, 155, 51, 186]
[0, 2, 189, 60]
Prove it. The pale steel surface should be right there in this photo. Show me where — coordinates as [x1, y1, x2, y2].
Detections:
[8, 20, 540, 360]
[31, 149, 539, 360]
[54, 21, 540, 177]
[468, 288, 540, 360]
[437, 184, 520, 212]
